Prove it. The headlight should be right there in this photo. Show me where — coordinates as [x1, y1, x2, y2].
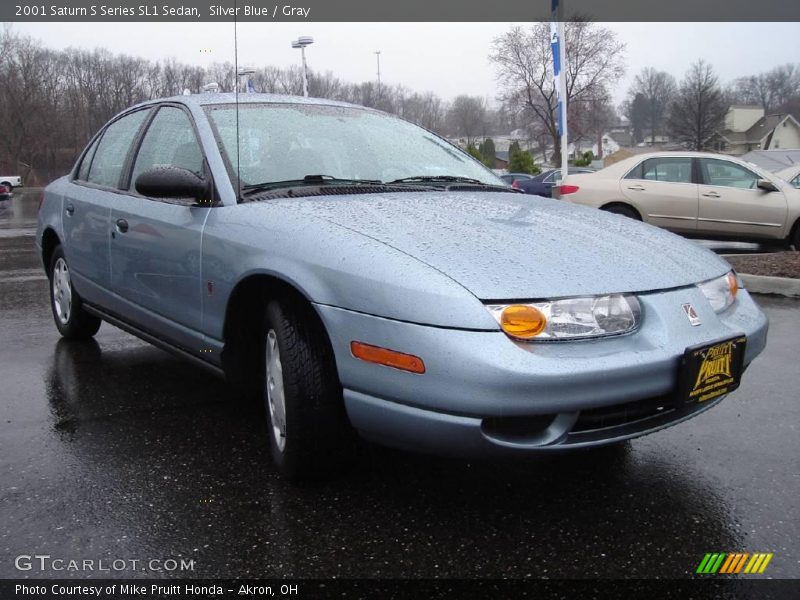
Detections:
[486, 294, 641, 341]
[697, 271, 739, 313]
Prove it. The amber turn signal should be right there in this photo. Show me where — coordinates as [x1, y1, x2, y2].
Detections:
[350, 341, 426, 374]
[499, 304, 547, 339]
[728, 272, 739, 299]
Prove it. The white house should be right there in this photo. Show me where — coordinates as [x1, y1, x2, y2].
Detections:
[716, 105, 800, 155]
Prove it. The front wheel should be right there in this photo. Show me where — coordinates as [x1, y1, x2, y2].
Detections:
[49, 245, 101, 339]
[790, 222, 800, 251]
[261, 298, 355, 479]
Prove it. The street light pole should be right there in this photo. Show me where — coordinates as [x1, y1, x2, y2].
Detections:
[375, 51, 381, 100]
[291, 36, 314, 98]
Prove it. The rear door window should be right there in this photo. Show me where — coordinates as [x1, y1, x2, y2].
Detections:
[87, 109, 150, 188]
[638, 157, 692, 183]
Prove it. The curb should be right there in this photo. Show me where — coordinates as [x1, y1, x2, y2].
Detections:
[740, 273, 800, 298]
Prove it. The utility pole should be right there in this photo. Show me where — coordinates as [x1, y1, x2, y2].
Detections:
[375, 51, 381, 101]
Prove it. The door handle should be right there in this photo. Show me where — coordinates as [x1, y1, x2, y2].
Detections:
[65, 203, 75, 215]
[627, 185, 645, 191]
[115, 218, 129, 233]
[701, 191, 721, 198]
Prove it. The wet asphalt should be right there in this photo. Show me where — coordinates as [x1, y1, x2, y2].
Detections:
[0, 191, 798, 580]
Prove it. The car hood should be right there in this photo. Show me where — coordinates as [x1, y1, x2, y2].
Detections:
[280, 191, 731, 299]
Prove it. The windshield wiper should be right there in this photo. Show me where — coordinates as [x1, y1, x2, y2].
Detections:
[242, 174, 384, 194]
[387, 175, 484, 184]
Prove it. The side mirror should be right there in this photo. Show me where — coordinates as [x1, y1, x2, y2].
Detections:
[135, 167, 210, 201]
[756, 179, 779, 192]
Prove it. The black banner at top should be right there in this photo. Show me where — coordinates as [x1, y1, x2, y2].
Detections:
[4, 0, 800, 22]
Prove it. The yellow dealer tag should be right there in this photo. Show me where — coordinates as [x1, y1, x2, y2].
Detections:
[678, 335, 747, 405]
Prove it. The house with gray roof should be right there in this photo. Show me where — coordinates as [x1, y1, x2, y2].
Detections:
[715, 105, 800, 155]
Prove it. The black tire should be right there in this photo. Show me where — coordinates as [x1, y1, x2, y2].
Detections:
[260, 297, 355, 479]
[0, 181, 11, 189]
[790, 221, 800, 251]
[602, 204, 641, 220]
[48, 245, 101, 339]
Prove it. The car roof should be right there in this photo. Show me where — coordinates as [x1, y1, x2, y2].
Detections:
[128, 92, 368, 112]
[776, 164, 800, 178]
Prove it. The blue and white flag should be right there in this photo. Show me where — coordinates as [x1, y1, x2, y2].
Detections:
[550, 1, 564, 137]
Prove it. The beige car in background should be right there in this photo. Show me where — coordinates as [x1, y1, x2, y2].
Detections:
[556, 152, 800, 249]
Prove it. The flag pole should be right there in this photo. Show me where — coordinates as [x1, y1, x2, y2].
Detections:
[554, 0, 568, 180]
[558, 15, 569, 181]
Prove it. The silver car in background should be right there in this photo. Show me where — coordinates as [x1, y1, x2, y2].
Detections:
[776, 164, 800, 189]
[37, 95, 768, 478]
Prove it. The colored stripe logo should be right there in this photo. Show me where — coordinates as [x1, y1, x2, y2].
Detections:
[696, 552, 773, 574]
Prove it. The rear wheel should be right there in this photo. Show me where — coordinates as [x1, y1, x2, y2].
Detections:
[602, 204, 641, 220]
[260, 297, 355, 479]
[48, 246, 101, 339]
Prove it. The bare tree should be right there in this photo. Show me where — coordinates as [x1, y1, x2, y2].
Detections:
[627, 67, 677, 144]
[445, 95, 487, 145]
[667, 60, 727, 151]
[0, 29, 459, 183]
[731, 64, 800, 113]
[490, 21, 625, 166]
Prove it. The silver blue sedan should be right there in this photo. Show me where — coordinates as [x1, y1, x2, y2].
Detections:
[36, 94, 768, 478]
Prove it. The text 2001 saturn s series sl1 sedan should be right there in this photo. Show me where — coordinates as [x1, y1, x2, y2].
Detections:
[36, 94, 768, 478]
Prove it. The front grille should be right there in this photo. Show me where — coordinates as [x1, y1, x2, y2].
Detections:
[572, 395, 676, 433]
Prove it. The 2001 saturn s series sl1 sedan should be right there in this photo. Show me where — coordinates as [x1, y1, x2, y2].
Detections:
[36, 94, 768, 478]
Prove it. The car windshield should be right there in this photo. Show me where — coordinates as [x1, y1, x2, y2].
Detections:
[206, 102, 504, 190]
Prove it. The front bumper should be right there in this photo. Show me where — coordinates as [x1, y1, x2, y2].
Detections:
[315, 287, 768, 456]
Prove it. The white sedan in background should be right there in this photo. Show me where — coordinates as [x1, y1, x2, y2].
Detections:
[555, 152, 800, 249]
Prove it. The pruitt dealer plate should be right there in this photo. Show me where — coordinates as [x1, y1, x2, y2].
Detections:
[678, 335, 747, 405]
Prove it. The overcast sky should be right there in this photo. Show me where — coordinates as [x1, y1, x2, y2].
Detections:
[11, 22, 800, 106]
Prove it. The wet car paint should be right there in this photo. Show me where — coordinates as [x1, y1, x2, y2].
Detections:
[2, 192, 798, 578]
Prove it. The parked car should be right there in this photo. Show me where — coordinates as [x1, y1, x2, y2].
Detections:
[518, 167, 595, 197]
[500, 172, 534, 188]
[37, 95, 768, 478]
[776, 164, 800, 189]
[0, 184, 11, 200]
[0, 175, 22, 189]
[556, 152, 800, 248]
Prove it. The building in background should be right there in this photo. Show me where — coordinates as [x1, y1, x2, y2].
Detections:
[715, 105, 800, 155]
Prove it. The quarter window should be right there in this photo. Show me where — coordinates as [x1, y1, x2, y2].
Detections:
[76, 136, 101, 181]
[791, 175, 800, 189]
[130, 106, 205, 188]
[627, 157, 692, 184]
[87, 109, 150, 188]
[699, 159, 759, 189]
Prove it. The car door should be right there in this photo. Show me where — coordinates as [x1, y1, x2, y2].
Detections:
[620, 156, 698, 233]
[108, 104, 213, 351]
[697, 158, 787, 239]
[62, 108, 151, 305]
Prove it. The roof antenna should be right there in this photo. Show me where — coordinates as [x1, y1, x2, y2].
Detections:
[234, 0, 241, 201]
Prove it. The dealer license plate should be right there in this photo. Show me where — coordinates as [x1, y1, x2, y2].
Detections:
[677, 335, 747, 405]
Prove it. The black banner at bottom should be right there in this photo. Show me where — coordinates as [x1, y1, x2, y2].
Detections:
[2, 579, 799, 600]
